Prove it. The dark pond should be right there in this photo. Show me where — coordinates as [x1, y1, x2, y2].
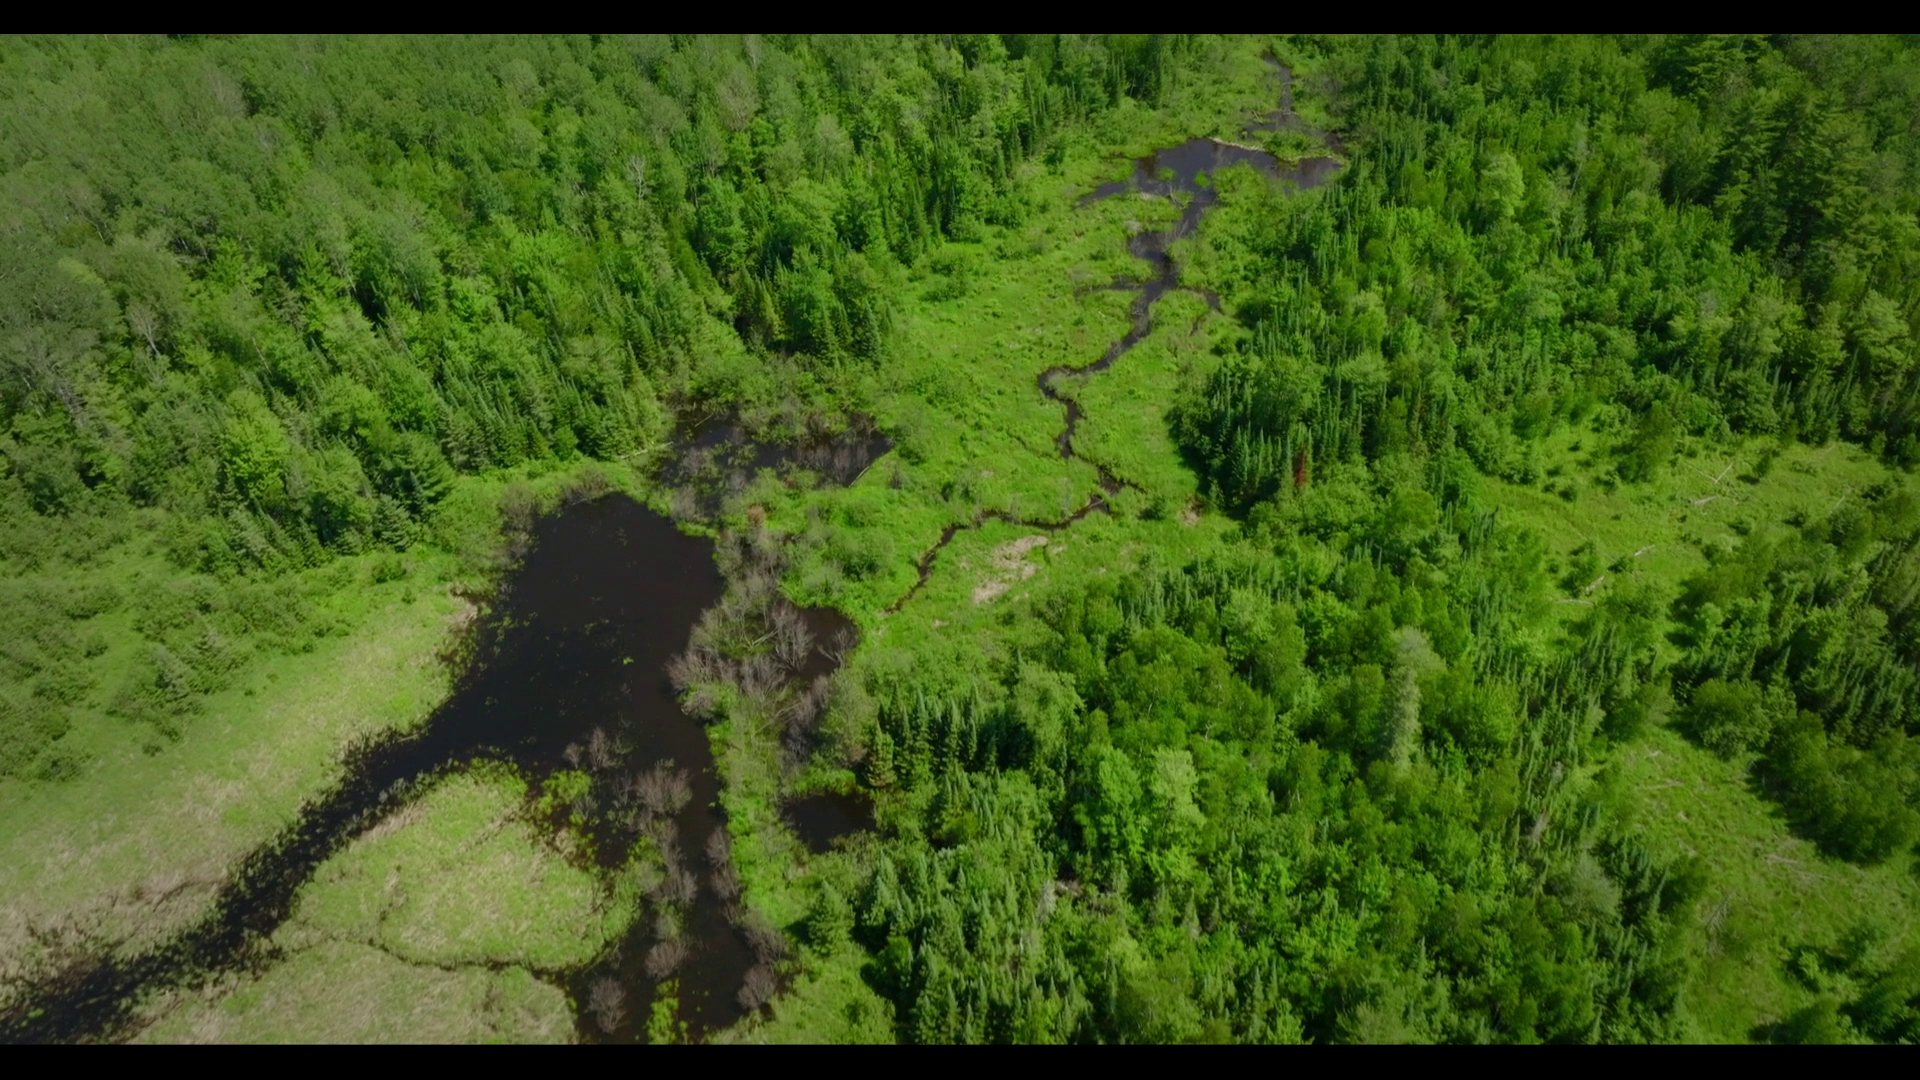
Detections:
[0, 492, 859, 1044]
[669, 416, 895, 518]
[785, 791, 877, 856]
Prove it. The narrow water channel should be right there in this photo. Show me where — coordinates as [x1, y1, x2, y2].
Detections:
[886, 65, 1343, 614]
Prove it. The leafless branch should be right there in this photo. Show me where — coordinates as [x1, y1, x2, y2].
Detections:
[644, 938, 690, 980]
[770, 604, 813, 671]
[737, 964, 777, 1012]
[705, 828, 734, 867]
[587, 727, 616, 772]
[589, 976, 626, 1033]
[636, 763, 692, 819]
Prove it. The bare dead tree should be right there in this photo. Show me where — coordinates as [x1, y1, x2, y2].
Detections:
[738, 652, 783, 703]
[742, 911, 789, 964]
[587, 727, 615, 772]
[739, 566, 780, 612]
[704, 828, 734, 867]
[636, 763, 692, 819]
[720, 526, 785, 581]
[704, 827, 741, 900]
[646, 817, 677, 855]
[737, 965, 777, 1012]
[745, 524, 786, 572]
[589, 977, 626, 1033]
[680, 444, 715, 479]
[648, 851, 698, 910]
[647, 821, 699, 910]
[610, 770, 639, 809]
[778, 676, 834, 771]
[644, 938, 691, 980]
[684, 685, 718, 720]
[668, 487, 700, 522]
[656, 863, 699, 909]
[785, 675, 832, 735]
[714, 529, 751, 577]
[709, 861, 741, 902]
[654, 830, 683, 874]
[825, 625, 860, 666]
[770, 604, 813, 671]
[667, 645, 720, 693]
[687, 608, 723, 658]
[692, 596, 760, 658]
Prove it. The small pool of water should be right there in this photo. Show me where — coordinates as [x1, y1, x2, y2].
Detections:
[786, 791, 877, 855]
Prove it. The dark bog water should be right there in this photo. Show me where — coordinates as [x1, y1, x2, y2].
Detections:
[785, 791, 877, 855]
[669, 417, 895, 518]
[0, 494, 818, 1043]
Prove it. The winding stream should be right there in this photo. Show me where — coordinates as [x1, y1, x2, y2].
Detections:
[886, 67, 1343, 614]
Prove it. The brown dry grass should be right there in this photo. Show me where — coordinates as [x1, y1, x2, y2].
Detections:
[971, 534, 1049, 605]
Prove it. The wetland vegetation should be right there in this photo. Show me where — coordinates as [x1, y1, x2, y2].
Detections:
[3, 34, 1920, 1043]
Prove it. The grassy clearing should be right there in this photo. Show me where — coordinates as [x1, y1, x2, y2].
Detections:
[279, 768, 628, 971]
[1066, 286, 1223, 503]
[132, 940, 571, 1044]
[1605, 727, 1920, 1042]
[1484, 429, 1920, 1039]
[1482, 425, 1889, 621]
[0, 580, 462, 973]
[139, 767, 624, 1043]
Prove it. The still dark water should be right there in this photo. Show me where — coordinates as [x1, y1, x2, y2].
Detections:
[786, 791, 876, 855]
[0, 492, 865, 1043]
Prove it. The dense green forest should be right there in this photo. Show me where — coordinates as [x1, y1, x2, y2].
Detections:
[3, 34, 1920, 1044]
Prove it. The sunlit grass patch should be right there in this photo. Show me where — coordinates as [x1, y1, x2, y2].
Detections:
[1604, 727, 1920, 1042]
[133, 940, 570, 1044]
[282, 767, 628, 972]
[0, 584, 462, 973]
